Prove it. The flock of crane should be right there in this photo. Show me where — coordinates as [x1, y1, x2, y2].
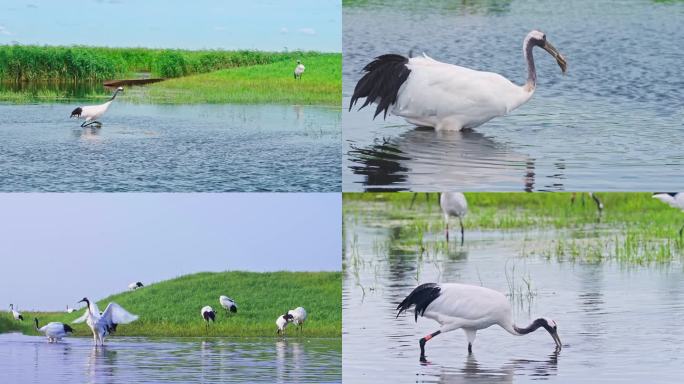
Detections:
[397, 191, 683, 361]
[69, 60, 306, 128]
[7, 281, 308, 345]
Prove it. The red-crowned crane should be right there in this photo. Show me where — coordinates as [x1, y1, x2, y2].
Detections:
[294, 60, 305, 80]
[653, 193, 684, 237]
[397, 283, 562, 361]
[70, 86, 123, 127]
[440, 192, 468, 245]
[72, 297, 138, 345]
[35, 318, 73, 343]
[350, 30, 567, 131]
[219, 296, 237, 314]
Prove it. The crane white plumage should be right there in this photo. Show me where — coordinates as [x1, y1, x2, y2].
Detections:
[9, 304, 23, 321]
[200, 305, 216, 331]
[294, 60, 305, 80]
[350, 30, 567, 131]
[652, 193, 684, 237]
[35, 318, 73, 343]
[128, 281, 144, 290]
[276, 313, 294, 335]
[219, 296, 237, 313]
[72, 297, 138, 345]
[440, 192, 468, 244]
[397, 283, 562, 361]
[287, 307, 307, 332]
[70, 86, 123, 127]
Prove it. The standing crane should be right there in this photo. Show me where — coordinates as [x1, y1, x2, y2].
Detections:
[72, 297, 138, 345]
[70, 86, 123, 127]
[350, 30, 567, 131]
[397, 283, 562, 361]
[440, 192, 468, 245]
[294, 60, 305, 80]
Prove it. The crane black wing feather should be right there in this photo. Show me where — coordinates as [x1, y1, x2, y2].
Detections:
[396, 283, 441, 322]
[350, 54, 411, 119]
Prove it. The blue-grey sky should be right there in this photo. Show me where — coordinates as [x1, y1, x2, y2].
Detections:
[0, 0, 341, 51]
[0, 193, 341, 310]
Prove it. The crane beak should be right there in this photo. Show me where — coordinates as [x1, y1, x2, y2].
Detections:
[542, 41, 567, 74]
[551, 330, 562, 349]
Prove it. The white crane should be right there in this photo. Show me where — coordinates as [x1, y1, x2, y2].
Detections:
[9, 304, 23, 321]
[294, 60, 305, 80]
[128, 282, 144, 290]
[397, 283, 562, 361]
[287, 307, 307, 332]
[653, 193, 684, 237]
[350, 30, 567, 131]
[219, 296, 237, 314]
[34, 318, 73, 343]
[72, 297, 138, 345]
[201, 306, 216, 331]
[276, 313, 294, 335]
[70, 86, 123, 127]
[66, 305, 77, 313]
[440, 192, 468, 244]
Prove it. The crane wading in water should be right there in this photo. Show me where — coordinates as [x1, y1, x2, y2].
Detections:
[350, 30, 567, 131]
[70, 86, 124, 127]
[397, 283, 562, 361]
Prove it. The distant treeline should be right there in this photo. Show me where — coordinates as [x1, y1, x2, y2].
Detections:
[0, 45, 322, 81]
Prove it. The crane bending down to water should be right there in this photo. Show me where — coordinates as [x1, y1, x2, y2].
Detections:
[70, 86, 123, 127]
[397, 283, 562, 361]
[653, 193, 684, 238]
[350, 30, 567, 131]
[73, 297, 138, 345]
[35, 318, 73, 343]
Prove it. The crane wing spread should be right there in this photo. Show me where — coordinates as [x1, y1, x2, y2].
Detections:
[72, 310, 89, 324]
[101, 302, 139, 325]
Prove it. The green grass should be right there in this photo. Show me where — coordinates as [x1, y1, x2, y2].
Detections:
[343, 192, 684, 265]
[0, 46, 340, 105]
[0, 271, 341, 338]
[128, 54, 341, 105]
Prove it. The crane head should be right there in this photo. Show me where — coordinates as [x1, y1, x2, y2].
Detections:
[116, 86, 124, 92]
[540, 318, 562, 348]
[78, 297, 89, 305]
[528, 30, 567, 74]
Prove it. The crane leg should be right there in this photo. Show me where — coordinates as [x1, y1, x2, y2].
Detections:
[419, 330, 441, 361]
[679, 224, 683, 239]
[459, 218, 465, 246]
[445, 220, 449, 242]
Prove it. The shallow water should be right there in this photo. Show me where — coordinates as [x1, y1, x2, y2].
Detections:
[342, 203, 684, 383]
[0, 103, 340, 191]
[342, 0, 684, 191]
[0, 334, 341, 383]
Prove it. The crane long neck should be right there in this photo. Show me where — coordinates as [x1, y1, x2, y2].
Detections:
[109, 89, 121, 101]
[34, 318, 40, 330]
[512, 319, 544, 335]
[523, 37, 537, 92]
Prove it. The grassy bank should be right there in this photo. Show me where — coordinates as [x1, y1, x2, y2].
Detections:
[0, 271, 341, 337]
[0, 45, 326, 81]
[0, 46, 341, 105]
[128, 54, 341, 105]
[343, 192, 684, 264]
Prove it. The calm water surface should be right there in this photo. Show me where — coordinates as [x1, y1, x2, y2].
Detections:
[0, 103, 340, 192]
[0, 334, 341, 383]
[343, 203, 684, 383]
[343, 0, 684, 191]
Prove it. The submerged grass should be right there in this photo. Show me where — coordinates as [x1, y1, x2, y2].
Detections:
[0, 271, 341, 338]
[343, 192, 684, 265]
